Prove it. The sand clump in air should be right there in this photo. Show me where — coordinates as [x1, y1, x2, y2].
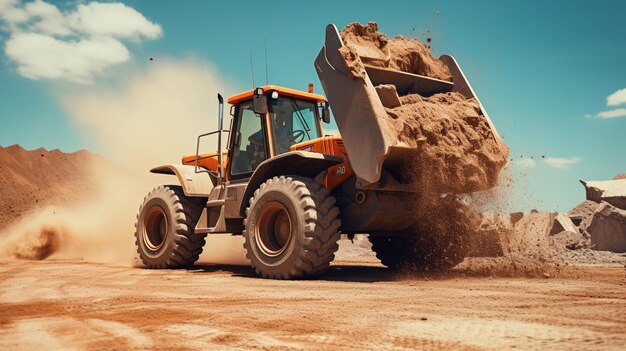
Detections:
[340, 22, 452, 81]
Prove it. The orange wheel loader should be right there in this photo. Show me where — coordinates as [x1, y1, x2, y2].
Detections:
[134, 24, 503, 279]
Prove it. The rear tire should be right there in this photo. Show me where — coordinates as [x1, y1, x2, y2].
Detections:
[134, 185, 206, 268]
[243, 176, 341, 279]
[370, 197, 476, 272]
[369, 231, 468, 272]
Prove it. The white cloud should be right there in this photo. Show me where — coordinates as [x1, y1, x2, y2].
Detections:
[24, 0, 70, 35]
[0, 0, 28, 27]
[595, 108, 626, 119]
[515, 158, 537, 170]
[607, 88, 626, 106]
[5, 32, 130, 83]
[543, 156, 580, 169]
[0, 1, 162, 83]
[67, 2, 162, 40]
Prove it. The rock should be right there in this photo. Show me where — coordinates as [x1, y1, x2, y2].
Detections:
[613, 173, 626, 180]
[550, 230, 588, 250]
[507, 212, 555, 254]
[550, 213, 579, 235]
[587, 202, 626, 252]
[509, 212, 524, 225]
[579, 179, 626, 210]
[568, 200, 601, 234]
[375, 84, 402, 108]
[470, 211, 576, 257]
[468, 213, 512, 257]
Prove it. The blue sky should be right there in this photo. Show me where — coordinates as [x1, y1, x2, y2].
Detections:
[0, 0, 624, 212]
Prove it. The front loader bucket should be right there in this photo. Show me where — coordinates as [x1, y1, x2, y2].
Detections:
[314, 24, 503, 185]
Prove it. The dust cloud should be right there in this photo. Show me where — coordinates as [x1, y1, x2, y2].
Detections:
[0, 57, 248, 266]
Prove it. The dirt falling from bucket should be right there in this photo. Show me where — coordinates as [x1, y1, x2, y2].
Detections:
[340, 22, 509, 195]
[337, 23, 571, 277]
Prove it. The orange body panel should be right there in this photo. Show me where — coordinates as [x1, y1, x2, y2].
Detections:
[290, 136, 353, 190]
[181, 137, 351, 190]
[227, 85, 327, 105]
[182, 151, 229, 180]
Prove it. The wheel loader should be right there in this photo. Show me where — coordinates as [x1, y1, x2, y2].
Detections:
[134, 24, 503, 279]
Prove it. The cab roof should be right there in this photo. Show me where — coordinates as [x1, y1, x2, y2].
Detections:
[227, 85, 327, 105]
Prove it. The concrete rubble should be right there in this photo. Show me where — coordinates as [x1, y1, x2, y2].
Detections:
[587, 202, 626, 252]
[573, 177, 626, 252]
[469, 212, 558, 256]
[579, 178, 626, 210]
[550, 213, 579, 235]
[374, 84, 402, 108]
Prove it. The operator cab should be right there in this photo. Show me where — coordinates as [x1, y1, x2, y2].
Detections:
[227, 85, 330, 179]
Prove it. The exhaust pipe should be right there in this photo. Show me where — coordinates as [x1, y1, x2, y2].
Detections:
[217, 93, 224, 184]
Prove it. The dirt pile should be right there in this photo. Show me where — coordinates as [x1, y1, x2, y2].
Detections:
[0, 146, 140, 263]
[340, 22, 509, 195]
[0, 145, 100, 232]
[459, 205, 624, 277]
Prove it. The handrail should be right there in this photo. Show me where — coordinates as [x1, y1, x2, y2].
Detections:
[194, 93, 229, 187]
[194, 130, 230, 175]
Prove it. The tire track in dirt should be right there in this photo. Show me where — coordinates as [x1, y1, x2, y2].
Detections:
[1, 260, 624, 350]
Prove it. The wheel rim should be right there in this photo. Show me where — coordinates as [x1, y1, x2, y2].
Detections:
[143, 206, 168, 251]
[255, 202, 292, 257]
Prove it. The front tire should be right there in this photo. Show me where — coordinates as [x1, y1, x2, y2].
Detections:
[243, 176, 341, 279]
[134, 185, 206, 268]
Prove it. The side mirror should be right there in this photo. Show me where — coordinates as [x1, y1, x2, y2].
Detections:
[320, 102, 331, 123]
[322, 108, 331, 123]
[253, 87, 268, 115]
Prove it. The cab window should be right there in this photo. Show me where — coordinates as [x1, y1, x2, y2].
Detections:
[269, 97, 321, 155]
[230, 100, 267, 175]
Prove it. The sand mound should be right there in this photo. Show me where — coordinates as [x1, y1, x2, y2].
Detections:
[0, 147, 138, 264]
[341, 22, 451, 81]
[393, 92, 508, 194]
[0, 145, 101, 232]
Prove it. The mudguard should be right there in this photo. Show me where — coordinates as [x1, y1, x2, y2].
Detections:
[239, 151, 342, 216]
[151, 165, 213, 197]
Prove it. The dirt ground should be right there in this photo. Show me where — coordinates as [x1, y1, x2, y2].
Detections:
[1, 247, 625, 351]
